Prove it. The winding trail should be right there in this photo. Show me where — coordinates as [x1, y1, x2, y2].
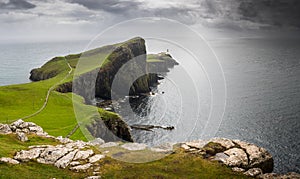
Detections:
[20, 58, 73, 120]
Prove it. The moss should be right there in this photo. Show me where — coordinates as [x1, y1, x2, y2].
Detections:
[202, 142, 227, 156]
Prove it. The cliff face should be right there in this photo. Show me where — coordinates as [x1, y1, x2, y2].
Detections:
[95, 37, 151, 99]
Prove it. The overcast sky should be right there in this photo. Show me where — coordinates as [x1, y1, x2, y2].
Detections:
[0, 0, 299, 43]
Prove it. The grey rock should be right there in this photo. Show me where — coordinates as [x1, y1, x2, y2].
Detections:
[0, 157, 20, 164]
[181, 144, 190, 150]
[70, 163, 92, 172]
[244, 168, 263, 177]
[121, 143, 147, 151]
[56, 136, 73, 144]
[19, 122, 29, 129]
[28, 126, 43, 133]
[85, 176, 101, 179]
[232, 167, 245, 172]
[89, 138, 105, 146]
[213, 152, 229, 163]
[37, 146, 73, 164]
[0, 124, 12, 134]
[185, 140, 208, 149]
[209, 138, 236, 149]
[89, 154, 105, 163]
[99, 142, 119, 148]
[55, 150, 78, 168]
[223, 148, 248, 167]
[14, 148, 44, 162]
[234, 140, 273, 173]
[16, 131, 28, 142]
[65, 141, 87, 149]
[73, 149, 94, 161]
[11, 119, 24, 128]
[70, 161, 81, 167]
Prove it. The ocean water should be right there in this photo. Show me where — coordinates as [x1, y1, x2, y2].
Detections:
[0, 38, 299, 173]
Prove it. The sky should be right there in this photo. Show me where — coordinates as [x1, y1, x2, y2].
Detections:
[0, 0, 299, 43]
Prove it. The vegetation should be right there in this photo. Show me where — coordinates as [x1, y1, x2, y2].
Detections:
[0, 38, 248, 178]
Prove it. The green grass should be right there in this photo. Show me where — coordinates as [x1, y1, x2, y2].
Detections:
[0, 38, 249, 178]
[0, 134, 59, 158]
[98, 149, 250, 179]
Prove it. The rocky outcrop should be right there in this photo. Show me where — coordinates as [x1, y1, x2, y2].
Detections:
[87, 116, 133, 142]
[9, 119, 49, 139]
[29, 57, 64, 81]
[0, 120, 299, 178]
[181, 138, 274, 174]
[0, 157, 20, 165]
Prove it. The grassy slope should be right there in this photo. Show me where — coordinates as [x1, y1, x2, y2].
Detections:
[0, 39, 248, 178]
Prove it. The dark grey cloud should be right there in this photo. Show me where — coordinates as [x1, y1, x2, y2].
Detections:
[70, 0, 141, 14]
[0, 0, 36, 10]
[237, 0, 300, 28]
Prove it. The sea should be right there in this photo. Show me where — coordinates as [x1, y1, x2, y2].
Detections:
[0, 37, 299, 173]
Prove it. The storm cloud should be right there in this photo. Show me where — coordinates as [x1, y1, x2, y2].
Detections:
[0, 0, 36, 10]
[0, 0, 299, 42]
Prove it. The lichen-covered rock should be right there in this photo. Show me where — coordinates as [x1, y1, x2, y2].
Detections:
[0, 157, 20, 164]
[202, 142, 227, 156]
[16, 131, 28, 142]
[209, 138, 236, 149]
[234, 140, 273, 173]
[150, 143, 174, 153]
[244, 168, 263, 177]
[73, 149, 94, 161]
[37, 146, 73, 164]
[54, 150, 78, 168]
[14, 148, 44, 162]
[223, 148, 248, 167]
[185, 140, 208, 149]
[70, 163, 92, 172]
[232, 167, 245, 172]
[0, 124, 12, 134]
[89, 154, 105, 163]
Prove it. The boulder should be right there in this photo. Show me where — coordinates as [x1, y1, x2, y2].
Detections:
[234, 140, 273, 173]
[70, 161, 81, 167]
[223, 148, 248, 167]
[14, 148, 44, 162]
[0, 157, 20, 164]
[244, 168, 263, 177]
[89, 154, 105, 163]
[185, 140, 208, 149]
[202, 142, 226, 156]
[209, 138, 236, 149]
[10, 119, 24, 128]
[73, 149, 94, 161]
[232, 167, 245, 172]
[85, 176, 101, 179]
[0, 124, 12, 134]
[37, 146, 73, 164]
[70, 163, 92, 172]
[54, 150, 78, 168]
[16, 131, 28, 142]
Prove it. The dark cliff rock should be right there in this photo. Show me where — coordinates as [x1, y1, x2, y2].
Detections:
[87, 113, 133, 142]
[95, 37, 151, 100]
